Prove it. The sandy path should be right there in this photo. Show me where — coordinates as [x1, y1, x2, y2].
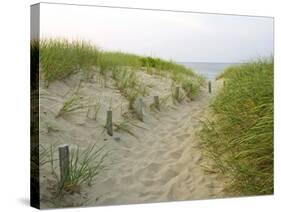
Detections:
[39, 72, 225, 207]
[89, 80, 225, 206]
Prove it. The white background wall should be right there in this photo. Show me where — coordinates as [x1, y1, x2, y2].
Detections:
[0, 0, 279, 211]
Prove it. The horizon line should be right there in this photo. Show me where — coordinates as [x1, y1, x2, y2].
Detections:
[177, 61, 244, 64]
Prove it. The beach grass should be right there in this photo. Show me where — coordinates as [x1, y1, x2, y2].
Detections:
[200, 57, 273, 195]
[141, 56, 192, 76]
[56, 95, 85, 118]
[39, 39, 204, 102]
[40, 143, 108, 194]
[181, 75, 205, 100]
[86, 96, 102, 121]
[40, 39, 100, 83]
[45, 121, 61, 133]
[114, 119, 137, 137]
[67, 144, 107, 189]
[112, 68, 148, 110]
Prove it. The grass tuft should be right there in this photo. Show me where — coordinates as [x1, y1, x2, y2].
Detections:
[67, 144, 107, 189]
[113, 119, 137, 138]
[149, 94, 170, 111]
[200, 57, 273, 195]
[40, 39, 100, 84]
[56, 95, 85, 118]
[45, 121, 61, 133]
[40, 143, 108, 195]
[87, 96, 102, 121]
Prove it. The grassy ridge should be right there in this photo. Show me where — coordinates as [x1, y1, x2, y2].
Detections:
[39, 39, 100, 82]
[34, 39, 204, 100]
[38, 39, 197, 81]
[200, 58, 273, 195]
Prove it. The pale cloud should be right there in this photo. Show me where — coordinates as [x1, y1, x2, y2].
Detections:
[40, 3, 274, 63]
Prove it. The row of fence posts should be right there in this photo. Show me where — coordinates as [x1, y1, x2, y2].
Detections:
[106, 81, 214, 136]
[57, 80, 216, 187]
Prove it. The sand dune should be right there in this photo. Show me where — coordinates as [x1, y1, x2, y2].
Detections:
[39, 71, 225, 207]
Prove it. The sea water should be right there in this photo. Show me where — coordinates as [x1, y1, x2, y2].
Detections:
[179, 62, 239, 80]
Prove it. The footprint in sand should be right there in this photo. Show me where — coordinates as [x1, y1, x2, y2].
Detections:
[141, 179, 156, 187]
[168, 149, 184, 160]
[159, 168, 179, 185]
[158, 131, 168, 137]
[99, 195, 119, 205]
[191, 123, 201, 129]
[155, 149, 167, 158]
[176, 133, 191, 141]
[139, 190, 163, 201]
[134, 162, 162, 180]
[94, 178, 117, 194]
[195, 175, 205, 184]
[168, 161, 186, 172]
[143, 162, 162, 177]
[120, 175, 136, 185]
[170, 130, 182, 137]
[166, 180, 190, 200]
[191, 153, 203, 163]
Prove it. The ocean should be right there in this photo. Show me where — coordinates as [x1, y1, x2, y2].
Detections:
[179, 62, 239, 80]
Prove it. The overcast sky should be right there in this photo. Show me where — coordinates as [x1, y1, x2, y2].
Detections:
[39, 3, 274, 63]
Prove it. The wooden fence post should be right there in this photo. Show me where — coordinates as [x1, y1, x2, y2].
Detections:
[58, 145, 70, 185]
[87, 96, 95, 120]
[106, 110, 113, 136]
[136, 98, 143, 121]
[154, 95, 160, 111]
[175, 86, 180, 101]
[208, 81, 212, 93]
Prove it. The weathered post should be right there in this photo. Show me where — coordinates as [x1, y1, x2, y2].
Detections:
[223, 80, 226, 87]
[106, 110, 113, 136]
[154, 95, 160, 111]
[136, 98, 144, 121]
[58, 145, 70, 186]
[208, 81, 212, 93]
[87, 96, 95, 120]
[175, 86, 180, 101]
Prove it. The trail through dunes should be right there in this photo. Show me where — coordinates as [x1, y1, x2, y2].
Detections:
[39, 72, 225, 207]
[90, 81, 225, 206]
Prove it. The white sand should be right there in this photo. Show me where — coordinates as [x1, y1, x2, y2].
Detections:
[39, 71, 225, 208]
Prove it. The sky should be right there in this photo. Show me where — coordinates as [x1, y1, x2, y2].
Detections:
[39, 3, 274, 63]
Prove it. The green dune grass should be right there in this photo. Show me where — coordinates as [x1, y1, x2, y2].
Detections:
[39, 39, 100, 82]
[33, 39, 204, 100]
[200, 58, 273, 195]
